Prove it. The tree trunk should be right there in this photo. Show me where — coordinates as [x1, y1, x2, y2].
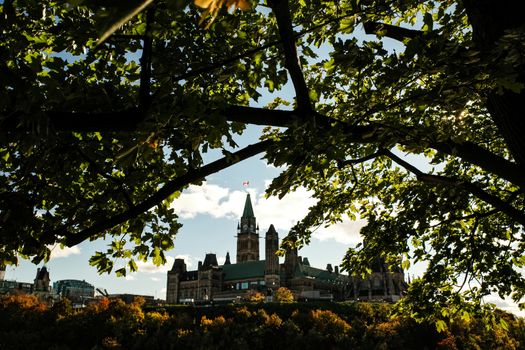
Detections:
[463, 0, 525, 166]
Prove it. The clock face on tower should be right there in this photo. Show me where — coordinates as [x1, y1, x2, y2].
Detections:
[242, 224, 248, 231]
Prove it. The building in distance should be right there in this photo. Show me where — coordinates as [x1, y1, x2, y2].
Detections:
[53, 279, 96, 306]
[167, 193, 407, 304]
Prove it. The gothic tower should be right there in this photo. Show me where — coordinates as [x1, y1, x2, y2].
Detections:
[284, 246, 298, 281]
[264, 224, 280, 289]
[166, 258, 186, 304]
[34, 266, 50, 292]
[236, 193, 259, 263]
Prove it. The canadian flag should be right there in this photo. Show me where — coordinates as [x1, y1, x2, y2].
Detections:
[242, 181, 250, 187]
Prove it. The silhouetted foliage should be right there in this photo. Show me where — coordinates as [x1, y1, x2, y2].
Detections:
[1, 295, 524, 349]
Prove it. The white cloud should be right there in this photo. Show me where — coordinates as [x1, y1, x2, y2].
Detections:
[171, 181, 365, 245]
[171, 183, 246, 219]
[254, 186, 317, 233]
[312, 216, 365, 245]
[49, 246, 81, 260]
[136, 256, 175, 274]
[125, 274, 136, 281]
[484, 295, 525, 317]
[217, 256, 226, 265]
[150, 277, 160, 282]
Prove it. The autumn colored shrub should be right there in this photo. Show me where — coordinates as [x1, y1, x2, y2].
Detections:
[246, 289, 265, 303]
[273, 287, 294, 303]
[305, 309, 352, 348]
[1, 295, 524, 350]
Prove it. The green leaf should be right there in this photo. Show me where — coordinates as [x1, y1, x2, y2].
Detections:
[435, 319, 447, 333]
[115, 267, 127, 277]
[96, 0, 155, 47]
[422, 12, 433, 32]
[128, 259, 138, 272]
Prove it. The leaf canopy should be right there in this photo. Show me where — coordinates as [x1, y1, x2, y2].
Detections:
[1, 0, 525, 320]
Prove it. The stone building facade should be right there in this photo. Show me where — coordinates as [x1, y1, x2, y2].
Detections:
[166, 194, 407, 303]
[0, 266, 57, 303]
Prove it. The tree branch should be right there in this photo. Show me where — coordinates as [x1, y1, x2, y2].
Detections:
[363, 21, 423, 42]
[61, 139, 273, 246]
[160, 11, 361, 90]
[75, 147, 134, 208]
[433, 140, 525, 190]
[338, 148, 387, 167]
[269, 0, 312, 112]
[139, 7, 154, 110]
[384, 150, 525, 227]
[4, 103, 523, 191]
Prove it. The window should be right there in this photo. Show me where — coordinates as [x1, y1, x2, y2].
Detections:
[241, 282, 249, 289]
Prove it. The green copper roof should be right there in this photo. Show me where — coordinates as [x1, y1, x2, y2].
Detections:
[295, 264, 350, 282]
[221, 260, 265, 281]
[242, 193, 255, 218]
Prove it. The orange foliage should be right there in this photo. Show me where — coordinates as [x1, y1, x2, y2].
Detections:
[0, 294, 47, 312]
[310, 309, 351, 337]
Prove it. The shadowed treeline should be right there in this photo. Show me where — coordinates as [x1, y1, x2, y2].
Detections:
[1, 295, 524, 349]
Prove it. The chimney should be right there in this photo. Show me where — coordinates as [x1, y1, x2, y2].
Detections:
[198, 261, 202, 270]
[334, 265, 339, 274]
[326, 264, 333, 273]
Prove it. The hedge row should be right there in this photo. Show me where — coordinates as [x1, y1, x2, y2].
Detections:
[0, 295, 524, 349]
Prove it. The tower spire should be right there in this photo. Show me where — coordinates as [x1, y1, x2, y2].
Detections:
[242, 193, 255, 218]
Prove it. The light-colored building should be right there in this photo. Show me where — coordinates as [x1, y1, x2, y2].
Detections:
[167, 194, 407, 303]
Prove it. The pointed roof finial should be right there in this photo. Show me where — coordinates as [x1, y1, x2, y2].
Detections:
[225, 252, 231, 265]
[242, 193, 255, 218]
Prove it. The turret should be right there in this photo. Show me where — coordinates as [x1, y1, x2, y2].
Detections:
[202, 253, 219, 269]
[285, 246, 298, 279]
[265, 225, 279, 275]
[264, 224, 280, 290]
[302, 257, 310, 266]
[170, 258, 187, 274]
[224, 252, 231, 265]
[34, 266, 50, 292]
[167, 259, 186, 304]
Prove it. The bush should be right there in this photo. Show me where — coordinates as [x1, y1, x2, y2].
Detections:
[273, 287, 294, 303]
[1, 295, 524, 350]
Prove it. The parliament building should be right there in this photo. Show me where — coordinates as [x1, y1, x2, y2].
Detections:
[166, 194, 406, 303]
